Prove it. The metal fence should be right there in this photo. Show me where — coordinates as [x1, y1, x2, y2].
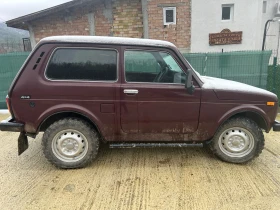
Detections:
[0, 38, 31, 54]
[0, 50, 277, 109]
[182, 50, 272, 90]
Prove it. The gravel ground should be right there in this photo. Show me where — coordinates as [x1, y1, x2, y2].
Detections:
[0, 114, 280, 210]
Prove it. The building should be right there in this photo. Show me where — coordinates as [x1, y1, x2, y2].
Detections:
[6, 0, 280, 54]
[191, 0, 280, 53]
[6, 0, 191, 52]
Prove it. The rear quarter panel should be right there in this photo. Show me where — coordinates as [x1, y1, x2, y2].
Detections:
[10, 43, 121, 141]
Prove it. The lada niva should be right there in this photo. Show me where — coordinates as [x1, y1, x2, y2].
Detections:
[1, 36, 279, 168]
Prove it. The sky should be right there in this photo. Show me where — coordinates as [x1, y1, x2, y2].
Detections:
[0, 0, 72, 22]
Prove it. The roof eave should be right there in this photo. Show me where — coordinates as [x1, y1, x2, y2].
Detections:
[6, 0, 95, 29]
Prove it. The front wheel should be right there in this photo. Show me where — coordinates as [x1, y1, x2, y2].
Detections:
[42, 118, 99, 169]
[209, 117, 264, 163]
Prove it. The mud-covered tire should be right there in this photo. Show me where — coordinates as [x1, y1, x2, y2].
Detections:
[209, 117, 264, 163]
[42, 118, 99, 169]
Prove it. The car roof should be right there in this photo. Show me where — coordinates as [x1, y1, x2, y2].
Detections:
[40, 36, 176, 48]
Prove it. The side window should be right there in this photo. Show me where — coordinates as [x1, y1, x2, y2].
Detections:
[125, 51, 160, 74]
[163, 7, 176, 25]
[46, 48, 117, 81]
[222, 4, 234, 21]
[125, 50, 186, 84]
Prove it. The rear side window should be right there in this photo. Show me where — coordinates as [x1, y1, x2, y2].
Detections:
[46, 48, 117, 81]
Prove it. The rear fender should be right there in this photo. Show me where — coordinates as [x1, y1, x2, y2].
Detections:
[35, 104, 104, 135]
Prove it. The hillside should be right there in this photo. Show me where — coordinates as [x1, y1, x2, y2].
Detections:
[0, 22, 29, 44]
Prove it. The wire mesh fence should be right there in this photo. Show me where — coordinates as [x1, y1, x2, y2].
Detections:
[0, 43, 26, 54]
[0, 49, 278, 109]
[182, 50, 272, 90]
[269, 50, 280, 65]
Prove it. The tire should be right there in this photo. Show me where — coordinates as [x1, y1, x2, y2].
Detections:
[209, 117, 264, 163]
[42, 118, 99, 169]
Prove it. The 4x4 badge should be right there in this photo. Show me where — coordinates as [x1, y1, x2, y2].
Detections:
[21, 95, 31, 99]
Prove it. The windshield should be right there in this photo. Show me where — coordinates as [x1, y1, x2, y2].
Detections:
[162, 53, 204, 82]
[162, 54, 182, 72]
[181, 56, 203, 80]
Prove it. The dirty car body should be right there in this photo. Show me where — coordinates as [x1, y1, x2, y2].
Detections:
[1, 36, 279, 168]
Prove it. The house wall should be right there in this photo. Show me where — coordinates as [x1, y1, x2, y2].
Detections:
[191, 0, 280, 53]
[112, 0, 143, 38]
[147, 0, 191, 51]
[29, 0, 145, 44]
[261, 0, 280, 54]
[26, 0, 191, 50]
[30, 2, 113, 42]
[31, 6, 91, 43]
[94, 1, 114, 36]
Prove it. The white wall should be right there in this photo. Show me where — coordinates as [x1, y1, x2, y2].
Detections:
[262, 0, 280, 53]
[191, 0, 280, 53]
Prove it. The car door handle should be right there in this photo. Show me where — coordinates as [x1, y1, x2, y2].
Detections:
[124, 89, 139, 94]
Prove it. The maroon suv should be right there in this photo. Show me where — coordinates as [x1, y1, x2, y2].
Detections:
[1, 36, 279, 168]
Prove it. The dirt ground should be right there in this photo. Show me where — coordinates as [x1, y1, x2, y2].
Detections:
[0, 114, 280, 210]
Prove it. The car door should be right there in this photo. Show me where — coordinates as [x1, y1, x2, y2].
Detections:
[120, 46, 201, 140]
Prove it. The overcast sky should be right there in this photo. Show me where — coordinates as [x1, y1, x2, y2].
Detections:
[0, 0, 72, 22]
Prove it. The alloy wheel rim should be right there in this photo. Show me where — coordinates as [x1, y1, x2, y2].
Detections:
[218, 127, 255, 158]
[52, 129, 88, 162]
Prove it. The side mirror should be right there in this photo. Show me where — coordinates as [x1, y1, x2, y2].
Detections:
[185, 70, 195, 95]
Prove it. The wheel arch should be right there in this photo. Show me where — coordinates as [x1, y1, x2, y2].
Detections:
[38, 111, 104, 140]
[218, 106, 269, 132]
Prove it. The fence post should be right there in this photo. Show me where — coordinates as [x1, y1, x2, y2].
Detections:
[203, 53, 207, 76]
[273, 57, 277, 93]
[258, 52, 264, 88]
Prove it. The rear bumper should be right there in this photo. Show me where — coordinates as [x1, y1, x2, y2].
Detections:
[273, 120, 280, 131]
[0, 117, 24, 132]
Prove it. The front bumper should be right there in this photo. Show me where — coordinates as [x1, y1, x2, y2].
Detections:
[273, 120, 280, 131]
[0, 117, 24, 132]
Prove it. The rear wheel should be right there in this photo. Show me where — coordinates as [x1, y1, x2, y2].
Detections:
[42, 118, 99, 169]
[209, 117, 264, 163]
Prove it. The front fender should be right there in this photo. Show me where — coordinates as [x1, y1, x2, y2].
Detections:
[217, 104, 269, 130]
